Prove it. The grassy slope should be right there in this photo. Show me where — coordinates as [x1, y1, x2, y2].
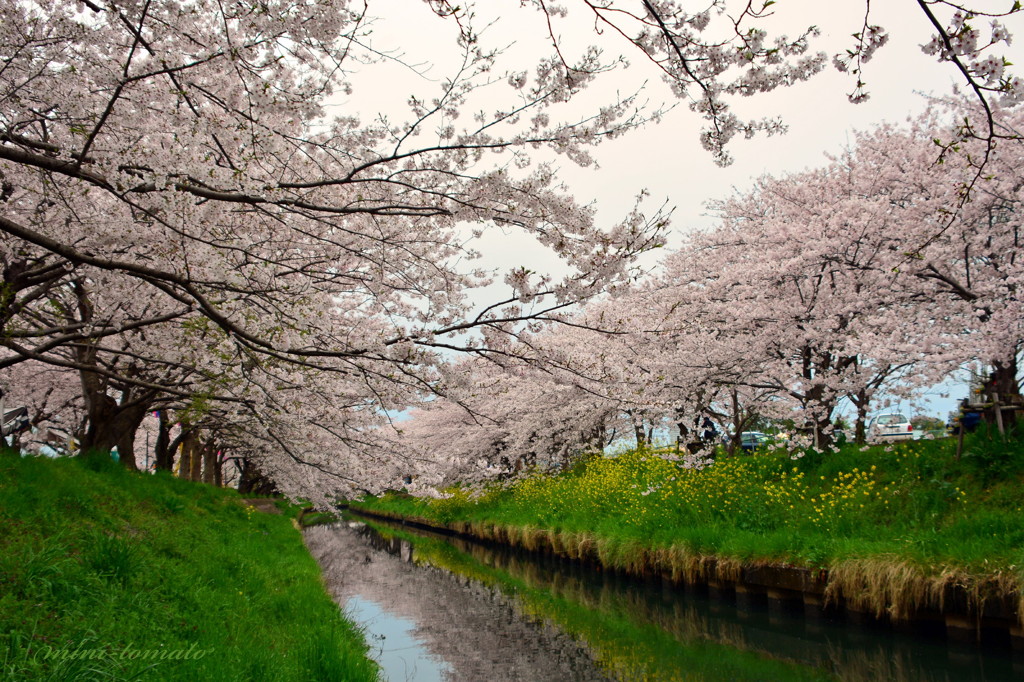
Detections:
[355, 428, 1024, 585]
[0, 450, 378, 682]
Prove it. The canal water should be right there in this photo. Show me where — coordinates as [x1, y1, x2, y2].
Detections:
[304, 517, 1022, 681]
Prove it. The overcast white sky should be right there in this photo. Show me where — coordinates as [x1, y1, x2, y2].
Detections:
[349, 1, 1024, 419]
[346, 2, 1024, 240]
[549, 1, 1024, 247]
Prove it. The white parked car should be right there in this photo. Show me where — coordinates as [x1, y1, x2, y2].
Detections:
[867, 414, 914, 442]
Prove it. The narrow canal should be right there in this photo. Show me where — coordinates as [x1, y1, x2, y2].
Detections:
[304, 516, 1022, 681]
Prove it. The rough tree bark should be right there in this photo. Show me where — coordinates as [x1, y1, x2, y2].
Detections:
[990, 355, 1020, 427]
[214, 450, 225, 487]
[188, 434, 203, 482]
[177, 428, 195, 480]
[852, 388, 869, 444]
[238, 458, 278, 496]
[153, 411, 174, 472]
[628, 410, 648, 448]
[70, 281, 157, 469]
[202, 440, 217, 485]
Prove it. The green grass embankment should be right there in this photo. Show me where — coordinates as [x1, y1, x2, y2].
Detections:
[0, 449, 378, 682]
[354, 427, 1024, 620]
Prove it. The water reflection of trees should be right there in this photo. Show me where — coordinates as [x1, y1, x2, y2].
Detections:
[358, 520, 1018, 682]
[308, 522, 613, 682]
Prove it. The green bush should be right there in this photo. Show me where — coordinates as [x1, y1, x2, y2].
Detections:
[961, 423, 1024, 483]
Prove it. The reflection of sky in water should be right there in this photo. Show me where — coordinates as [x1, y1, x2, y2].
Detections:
[345, 595, 451, 682]
[325, 518, 1022, 682]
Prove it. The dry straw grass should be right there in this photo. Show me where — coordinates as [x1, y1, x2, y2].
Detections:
[465, 524, 751, 590]
[825, 557, 933, 620]
[826, 557, 1023, 625]
[364, 511, 1024, 628]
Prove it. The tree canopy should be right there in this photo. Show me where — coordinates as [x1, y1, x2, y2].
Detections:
[1, 1, 1022, 500]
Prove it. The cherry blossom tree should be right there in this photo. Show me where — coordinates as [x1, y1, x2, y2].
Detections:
[668, 167, 940, 448]
[1, 0, 677, 487]
[3, 0, 1023, 498]
[821, 103, 1024, 402]
[646, 101, 1024, 446]
[392, 338, 624, 488]
[557, 101, 1022, 453]
[520, 1, 1022, 164]
[0, 359, 83, 454]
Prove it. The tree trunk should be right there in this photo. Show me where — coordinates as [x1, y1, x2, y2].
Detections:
[70, 281, 134, 468]
[154, 411, 174, 471]
[675, 408, 688, 452]
[178, 429, 195, 480]
[729, 389, 744, 455]
[628, 411, 648, 448]
[990, 355, 1020, 395]
[851, 388, 869, 444]
[592, 421, 606, 452]
[112, 402, 150, 471]
[803, 382, 837, 451]
[813, 414, 833, 450]
[188, 435, 203, 482]
[990, 355, 1020, 428]
[238, 458, 277, 496]
[76, 388, 152, 470]
[214, 450, 225, 487]
[202, 440, 217, 485]
[633, 422, 647, 448]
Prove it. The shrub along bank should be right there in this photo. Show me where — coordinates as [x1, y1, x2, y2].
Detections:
[0, 449, 378, 682]
[354, 426, 1024, 621]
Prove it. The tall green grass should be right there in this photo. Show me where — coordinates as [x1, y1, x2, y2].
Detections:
[356, 426, 1024, 576]
[0, 449, 379, 682]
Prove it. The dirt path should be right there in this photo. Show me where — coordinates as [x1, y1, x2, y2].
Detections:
[241, 498, 282, 514]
